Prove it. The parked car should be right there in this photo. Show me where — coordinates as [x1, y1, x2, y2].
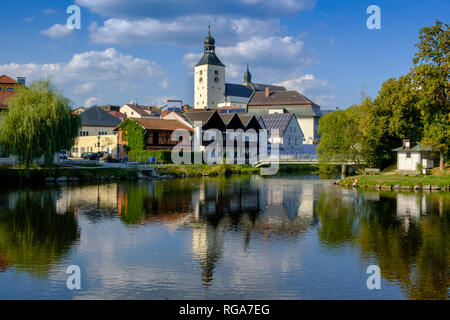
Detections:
[88, 152, 105, 161]
[81, 152, 91, 159]
[58, 150, 68, 160]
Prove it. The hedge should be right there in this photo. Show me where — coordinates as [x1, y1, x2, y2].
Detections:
[127, 150, 205, 164]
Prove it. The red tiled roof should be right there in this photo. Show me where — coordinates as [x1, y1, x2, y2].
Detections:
[0, 92, 15, 110]
[132, 118, 194, 132]
[108, 110, 127, 120]
[0, 75, 18, 84]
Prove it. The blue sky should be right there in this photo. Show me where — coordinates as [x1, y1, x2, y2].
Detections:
[0, 0, 448, 109]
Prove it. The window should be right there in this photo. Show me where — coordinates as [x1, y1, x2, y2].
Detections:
[200, 70, 203, 75]
[199, 77, 203, 82]
[215, 77, 219, 82]
[0, 87, 2, 92]
[406, 153, 411, 159]
[215, 70, 219, 75]
[6, 87, 13, 92]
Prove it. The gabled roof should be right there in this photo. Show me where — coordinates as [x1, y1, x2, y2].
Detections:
[122, 104, 152, 117]
[248, 90, 318, 107]
[238, 114, 262, 131]
[0, 75, 18, 85]
[183, 110, 226, 131]
[392, 142, 433, 152]
[257, 113, 297, 135]
[219, 114, 234, 125]
[237, 114, 253, 127]
[132, 118, 194, 132]
[80, 106, 122, 127]
[0, 92, 15, 109]
[108, 110, 127, 120]
[183, 110, 215, 125]
[219, 113, 245, 130]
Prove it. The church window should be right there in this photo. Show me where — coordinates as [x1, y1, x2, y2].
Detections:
[215, 70, 219, 75]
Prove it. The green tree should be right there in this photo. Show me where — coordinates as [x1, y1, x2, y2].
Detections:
[0, 80, 80, 168]
[364, 75, 422, 168]
[118, 118, 145, 151]
[411, 20, 449, 170]
[317, 101, 372, 172]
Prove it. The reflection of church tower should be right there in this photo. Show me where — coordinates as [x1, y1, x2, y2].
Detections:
[194, 26, 226, 109]
[298, 184, 314, 220]
[192, 224, 224, 288]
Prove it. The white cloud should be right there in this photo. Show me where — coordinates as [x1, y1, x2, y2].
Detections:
[23, 17, 34, 23]
[0, 48, 165, 107]
[76, 0, 316, 19]
[184, 36, 314, 82]
[88, 16, 281, 46]
[43, 9, 57, 14]
[276, 74, 337, 108]
[40, 24, 74, 39]
[85, 97, 101, 107]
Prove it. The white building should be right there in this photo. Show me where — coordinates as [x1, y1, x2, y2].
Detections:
[120, 104, 160, 119]
[194, 27, 226, 110]
[257, 113, 305, 155]
[393, 139, 435, 173]
[194, 28, 287, 110]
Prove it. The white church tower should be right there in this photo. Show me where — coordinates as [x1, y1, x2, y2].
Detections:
[194, 26, 225, 109]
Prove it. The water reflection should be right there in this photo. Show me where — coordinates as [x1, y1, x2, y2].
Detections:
[0, 179, 448, 299]
[317, 189, 449, 300]
[0, 189, 80, 277]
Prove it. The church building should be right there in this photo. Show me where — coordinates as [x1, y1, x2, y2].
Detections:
[193, 27, 323, 144]
[194, 27, 286, 110]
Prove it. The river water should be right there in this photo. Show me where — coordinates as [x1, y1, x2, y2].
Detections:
[0, 175, 448, 300]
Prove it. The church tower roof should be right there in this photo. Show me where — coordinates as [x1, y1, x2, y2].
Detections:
[196, 26, 225, 67]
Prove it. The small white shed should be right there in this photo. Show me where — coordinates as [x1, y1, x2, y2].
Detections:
[393, 139, 435, 172]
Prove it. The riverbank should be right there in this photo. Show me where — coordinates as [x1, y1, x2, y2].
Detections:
[0, 163, 319, 185]
[339, 173, 450, 191]
[0, 166, 138, 185]
[154, 163, 318, 178]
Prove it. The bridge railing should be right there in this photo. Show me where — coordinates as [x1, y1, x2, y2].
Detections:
[255, 153, 319, 163]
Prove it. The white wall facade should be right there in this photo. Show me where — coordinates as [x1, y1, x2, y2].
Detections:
[194, 64, 225, 109]
[297, 117, 316, 144]
[282, 116, 304, 152]
[398, 152, 421, 171]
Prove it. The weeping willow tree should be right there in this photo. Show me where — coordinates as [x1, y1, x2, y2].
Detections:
[0, 80, 81, 167]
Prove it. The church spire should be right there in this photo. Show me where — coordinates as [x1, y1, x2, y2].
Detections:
[243, 63, 252, 84]
[204, 25, 215, 53]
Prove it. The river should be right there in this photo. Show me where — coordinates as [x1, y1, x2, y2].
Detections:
[0, 175, 448, 299]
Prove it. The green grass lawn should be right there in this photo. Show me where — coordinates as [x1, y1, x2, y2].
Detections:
[341, 173, 450, 188]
